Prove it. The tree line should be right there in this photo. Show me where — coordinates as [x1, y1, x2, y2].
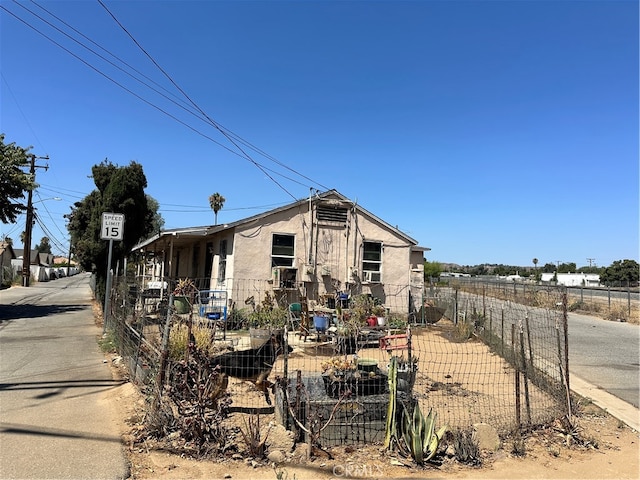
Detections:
[424, 259, 639, 286]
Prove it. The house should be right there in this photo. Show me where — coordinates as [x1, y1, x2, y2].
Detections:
[132, 190, 429, 315]
[12, 248, 63, 282]
[0, 241, 17, 286]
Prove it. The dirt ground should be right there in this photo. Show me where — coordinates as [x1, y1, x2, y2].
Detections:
[104, 355, 639, 480]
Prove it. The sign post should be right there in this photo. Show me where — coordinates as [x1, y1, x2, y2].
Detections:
[101, 213, 124, 333]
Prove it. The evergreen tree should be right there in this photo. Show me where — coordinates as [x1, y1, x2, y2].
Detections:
[34, 237, 52, 254]
[66, 160, 160, 304]
[601, 260, 639, 286]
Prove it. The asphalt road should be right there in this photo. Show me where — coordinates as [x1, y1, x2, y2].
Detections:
[568, 312, 640, 408]
[0, 273, 128, 479]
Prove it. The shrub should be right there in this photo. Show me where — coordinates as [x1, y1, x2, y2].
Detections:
[168, 319, 226, 360]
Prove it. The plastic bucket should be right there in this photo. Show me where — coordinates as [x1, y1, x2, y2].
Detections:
[313, 315, 329, 332]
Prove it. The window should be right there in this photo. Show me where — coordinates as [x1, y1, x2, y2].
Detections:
[192, 245, 200, 277]
[272, 234, 295, 267]
[362, 241, 382, 283]
[218, 239, 227, 281]
[204, 242, 214, 279]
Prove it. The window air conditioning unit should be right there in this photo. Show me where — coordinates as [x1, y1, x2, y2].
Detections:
[272, 267, 298, 289]
[362, 271, 381, 283]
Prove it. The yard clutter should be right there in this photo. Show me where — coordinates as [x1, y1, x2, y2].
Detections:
[110, 275, 584, 471]
[209, 333, 292, 405]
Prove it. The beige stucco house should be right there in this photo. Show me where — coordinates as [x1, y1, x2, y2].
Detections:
[132, 190, 428, 315]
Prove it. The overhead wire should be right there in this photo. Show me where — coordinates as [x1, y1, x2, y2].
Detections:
[34, 215, 67, 255]
[95, 0, 331, 197]
[1, 72, 47, 154]
[5, 0, 329, 193]
[0, 3, 244, 158]
[28, 0, 194, 112]
[2, 0, 337, 247]
[33, 191, 69, 243]
[29, 0, 308, 184]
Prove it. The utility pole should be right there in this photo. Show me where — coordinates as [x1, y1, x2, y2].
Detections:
[587, 258, 595, 269]
[21, 154, 49, 287]
[66, 241, 72, 277]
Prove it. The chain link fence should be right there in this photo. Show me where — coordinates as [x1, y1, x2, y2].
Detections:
[106, 275, 571, 448]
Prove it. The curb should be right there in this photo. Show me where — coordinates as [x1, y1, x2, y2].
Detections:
[571, 373, 640, 432]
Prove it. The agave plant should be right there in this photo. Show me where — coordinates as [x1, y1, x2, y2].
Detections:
[399, 403, 447, 464]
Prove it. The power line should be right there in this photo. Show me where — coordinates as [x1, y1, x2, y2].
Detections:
[7, 1, 330, 195]
[96, 0, 330, 197]
[28, 0, 193, 112]
[34, 191, 69, 243]
[34, 215, 67, 255]
[12, 0, 328, 195]
[1, 72, 48, 154]
[2, 0, 336, 236]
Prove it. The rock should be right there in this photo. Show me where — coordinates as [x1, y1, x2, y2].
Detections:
[445, 444, 456, 457]
[267, 450, 286, 464]
[473, 423, 500, 451]
[266, 423, 295, 452]
[232, 453, 243, 460]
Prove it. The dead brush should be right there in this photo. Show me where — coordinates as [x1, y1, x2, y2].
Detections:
[553, 414, 599, 449]
[453, 319, 475, 342]
[168, 320, 230, 360]
[604, 304, 630, 323]
[239, 413, 271, 458]
[152, 341, 232, 456]
[451, 428, 481, 466]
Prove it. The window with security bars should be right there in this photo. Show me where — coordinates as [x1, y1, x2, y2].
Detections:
[272, 234, 295, 267]
[362, 241, 382, 283]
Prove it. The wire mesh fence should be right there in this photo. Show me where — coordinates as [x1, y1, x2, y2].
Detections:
[107, 276, 571, 449]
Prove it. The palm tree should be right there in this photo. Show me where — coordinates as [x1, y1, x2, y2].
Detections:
[208, 193, 225, 225]
[532, 258, 539, 281]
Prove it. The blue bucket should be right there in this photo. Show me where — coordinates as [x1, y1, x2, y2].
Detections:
[313, 315, 329, 332]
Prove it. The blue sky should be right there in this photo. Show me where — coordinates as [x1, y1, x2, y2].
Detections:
[1, 0, 638, 269]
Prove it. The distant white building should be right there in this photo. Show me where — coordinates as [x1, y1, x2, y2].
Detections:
[441, 272, 471, 278]
[540, 272, 600, 287]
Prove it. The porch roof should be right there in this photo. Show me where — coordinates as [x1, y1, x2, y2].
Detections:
[132, 226, 211, 252]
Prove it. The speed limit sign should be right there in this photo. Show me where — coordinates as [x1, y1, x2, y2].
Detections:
[101, 212, 125, 241]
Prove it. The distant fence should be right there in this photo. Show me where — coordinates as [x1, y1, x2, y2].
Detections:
[106, 276, 571, 447]
[443, 277, 638, 323]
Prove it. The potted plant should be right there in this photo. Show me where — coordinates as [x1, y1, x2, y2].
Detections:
[172, 278, 199, 314]
[393, 355, 418, 393]
[333, 294, 374, 353]
[248, 292, 288, 348]
[372, 304, 387, 326]
[321, 356, 387, 397]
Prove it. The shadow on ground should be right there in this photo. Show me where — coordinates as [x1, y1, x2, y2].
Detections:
[0, 304, 87, 322]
